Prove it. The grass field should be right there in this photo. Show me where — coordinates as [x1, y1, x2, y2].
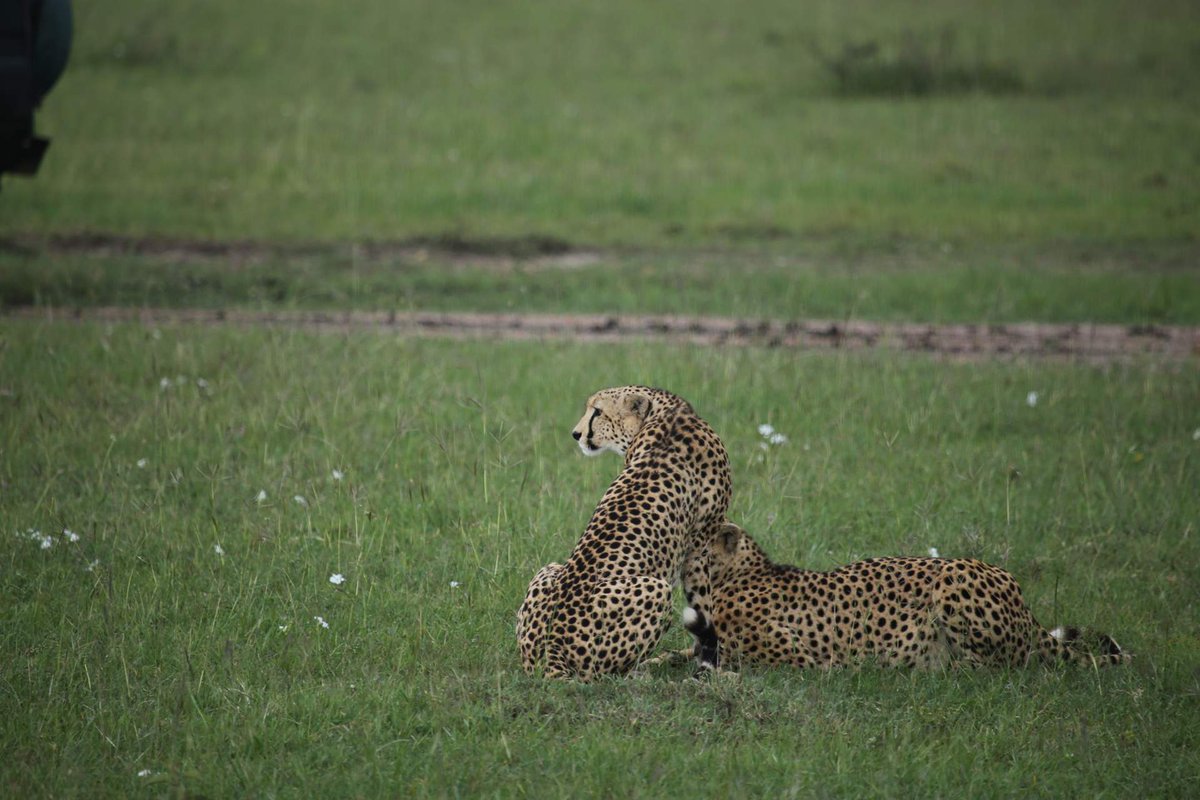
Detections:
[1, 0, 1198, 246]
[3, 238, 1199, 324]
[2, 322, 1198, 796]
[2, 0, 1198, 796]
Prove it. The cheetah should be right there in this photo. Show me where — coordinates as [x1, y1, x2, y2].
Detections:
[516, 386, 731, 679]
[677, 522, 1128, 671]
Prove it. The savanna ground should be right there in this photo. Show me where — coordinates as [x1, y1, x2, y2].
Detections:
[2, 1, 1199, 797]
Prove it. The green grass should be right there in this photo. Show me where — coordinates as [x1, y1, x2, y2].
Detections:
[1, 0, 1197, 246]
[3, 238, 1199, 324]
[1, 3, 1198, 793]
[2, 321, 1197, 797]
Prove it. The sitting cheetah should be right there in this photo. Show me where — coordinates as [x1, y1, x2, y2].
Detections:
[516, 386, 731, 679]
[678, 523, 1127, 671]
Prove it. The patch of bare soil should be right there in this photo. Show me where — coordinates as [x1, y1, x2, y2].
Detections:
[7, 307, 1197, 362]
[0, 232, 604, 270]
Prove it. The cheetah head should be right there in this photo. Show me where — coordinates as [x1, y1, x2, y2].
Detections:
[702, 522, 769, 587]
[571, 386, 654, 457]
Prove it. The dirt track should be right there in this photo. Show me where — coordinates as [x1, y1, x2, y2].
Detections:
[7, 307, 1198, 362]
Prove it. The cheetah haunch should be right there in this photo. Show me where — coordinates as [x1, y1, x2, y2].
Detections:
[681, 523, 1128, 671]
[516, 386, 731, 679]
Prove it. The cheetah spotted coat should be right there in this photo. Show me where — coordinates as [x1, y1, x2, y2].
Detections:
[517, 386, 731, 679]
[682, 524, 1127, 670]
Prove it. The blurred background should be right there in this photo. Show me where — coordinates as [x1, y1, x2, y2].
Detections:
[1, 0, 1198, 318]
[9, 0, 1200, 245]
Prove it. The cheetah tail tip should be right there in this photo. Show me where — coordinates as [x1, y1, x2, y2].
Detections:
[1050, 626, 1129, 665]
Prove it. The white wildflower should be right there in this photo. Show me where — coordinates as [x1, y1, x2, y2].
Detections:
[928, 547, 940, 558]
[331, 469, 344, 481]
[329, 573, 345, 585]
[1026, 391, 1039, 408]
[449, 580, 461, 589]
[213, 544, 225, 556]
[86, 559, 101, 572]
[63, 529, 80, 543]
[20, 528, 53, 549]
[278, 624, 288, 632]
[757, 423, 788, 447]
[314, 615, 329, 629]
[293, 495, 308, 507]
[196, 378, 210, 390]
[255, 489, 268, 503]
[159, 377, 171, 391]
[1193, 428, 1200, 442]
[136, 458, 148, 469]
[137, 769, 154, 778]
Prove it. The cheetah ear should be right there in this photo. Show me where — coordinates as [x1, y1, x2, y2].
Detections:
[716, 523, 743, 554]
[623, 393, 650, 418]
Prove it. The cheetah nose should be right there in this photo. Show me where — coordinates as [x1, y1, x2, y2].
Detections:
[572, 431, 582, 441]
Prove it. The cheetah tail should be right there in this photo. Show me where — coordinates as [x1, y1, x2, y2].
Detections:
[682, 606, 720, 674]
[1039, 626, 1130, 667]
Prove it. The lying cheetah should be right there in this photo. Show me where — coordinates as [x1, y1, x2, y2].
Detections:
[516, 386, 731, 679]
[678, 523, 1127, 670]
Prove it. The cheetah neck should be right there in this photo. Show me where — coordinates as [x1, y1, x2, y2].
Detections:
[624, 395, 690, 464]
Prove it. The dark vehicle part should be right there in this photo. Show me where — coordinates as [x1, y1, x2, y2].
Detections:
[1, 0, 72, 181]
